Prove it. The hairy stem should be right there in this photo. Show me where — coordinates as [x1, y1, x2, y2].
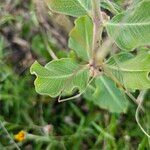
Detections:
[91, 0, 103, 65]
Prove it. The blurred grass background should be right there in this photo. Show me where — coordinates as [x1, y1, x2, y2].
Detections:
[0, 0, 150, 149]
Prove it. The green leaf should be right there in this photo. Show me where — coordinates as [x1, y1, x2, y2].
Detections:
[106, 0, 150, 50]
[84, 76, 128, 113]
[45, 0, 91, 17]
[30, 58, 89, 97]
[104, 51, 150, 90]
[45, 0, 123, 17]
[69, 16, 93, 61]
[106, 52, 134, 66]
[101, 0, 123, 14]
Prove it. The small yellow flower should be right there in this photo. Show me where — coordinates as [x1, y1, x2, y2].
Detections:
[14, 130, 26, 142]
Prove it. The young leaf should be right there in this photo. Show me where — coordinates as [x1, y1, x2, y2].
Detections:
[45, 0, 91, 17]
[69, 16, 93, 61]
[104, 51, 150, 90]
[101, 0, 123, 14]
[106, 52, 134, 66]
[106, 0, 150, 51]
[84, 76, 128, 113]
[30, 58, 89, 97]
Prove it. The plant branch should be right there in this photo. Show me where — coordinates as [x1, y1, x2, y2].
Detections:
[135, 90, 150, 138]
[91, 0, 103, 65]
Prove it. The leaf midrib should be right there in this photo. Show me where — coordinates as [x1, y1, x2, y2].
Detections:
[107, 21, 150, 26]
[76, 0, 89, 13]
[37, 67, 87, 79]
[38, 73, 73, 79]
[106, 65, 150, 72]
[100, 77, 123, 110]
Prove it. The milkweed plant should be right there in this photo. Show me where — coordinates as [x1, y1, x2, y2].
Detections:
[30, 0, 150, 137]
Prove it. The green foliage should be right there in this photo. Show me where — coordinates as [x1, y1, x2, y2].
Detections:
[69, 16, 93, 61]
[31, 0, 150, 114]
[45, 0, 123, 17]
[1, 0, 150, 149]
[105, 51, 150, 90]
[30, 59, 89, 97]
[45, 0, 91, 17]
[106, 0, 150, 50]
[84, 76, 128, 113]
[30, 15, 92, 99]
[101, 0, 123, 14]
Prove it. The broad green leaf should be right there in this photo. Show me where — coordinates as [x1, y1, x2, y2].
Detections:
[106, 52, 134, 66]
[106, 0, 150, 51]
[69, 16, 93, 61]
[84, 76, 128, 113]
[45, 0, 91, 17]
[30, 58, 89, 97]
[104, 51, 150, 90]
[45, 0, 122, 17]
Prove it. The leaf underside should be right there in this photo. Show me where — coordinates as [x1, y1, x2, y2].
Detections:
[45, 0, 91, 17]
[31, 0, 150, 114]
[30, 58, 89, 97]
[105, 52, 150, 90]
[84, 76, 128, 113]
[106, 0, 150, 51]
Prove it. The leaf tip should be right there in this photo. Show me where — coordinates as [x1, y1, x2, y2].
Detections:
[30, 61, 39, 75]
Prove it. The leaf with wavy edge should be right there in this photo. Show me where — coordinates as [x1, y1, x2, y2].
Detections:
[106, 0, 150, 50]
[30, 58, 89, 97]
[45, 0, 123, 17]
[104, 51, 150, 90]
[69, 16, 93, 61]
[45, 0, 91, 17]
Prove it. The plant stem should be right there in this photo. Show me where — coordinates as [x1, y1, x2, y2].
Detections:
[91, 0, 103, 65]
[0, 120, 20, 150]
[42, 32, 58, 60]
[135, 90, 150, 138]
[26, 134, 50, 142]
